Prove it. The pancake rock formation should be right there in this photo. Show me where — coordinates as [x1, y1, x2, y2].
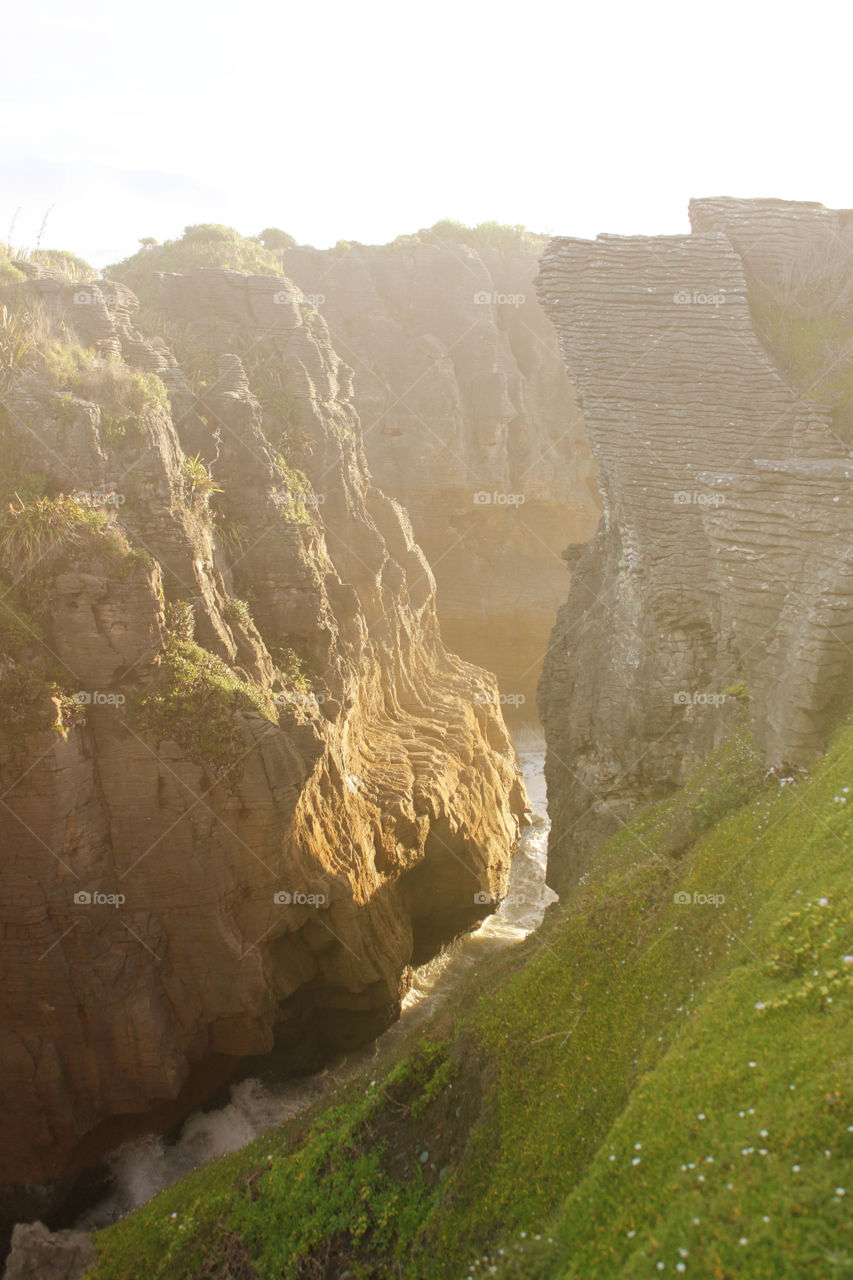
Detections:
[282, 232, 599, 700]
[0, 264, 526, 1209]
[537, 198, 853, 892]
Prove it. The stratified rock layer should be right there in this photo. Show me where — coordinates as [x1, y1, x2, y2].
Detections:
[0, 267, 526, 1195]
[282, 237, 599, 700]
[537, 199, 853, 892]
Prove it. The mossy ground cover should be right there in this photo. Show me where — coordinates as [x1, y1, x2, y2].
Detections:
[128, 635, 277, 784]
[84, 723, 853, 1279]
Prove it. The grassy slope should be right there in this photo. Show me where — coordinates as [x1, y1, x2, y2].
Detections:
[85, 722, 853, 1280]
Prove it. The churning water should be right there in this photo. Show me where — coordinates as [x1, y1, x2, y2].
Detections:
[78, 725, 553, 1228]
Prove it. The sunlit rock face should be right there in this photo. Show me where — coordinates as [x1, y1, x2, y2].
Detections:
[282, 237, 600, 703]
[537, 199, 853, 892]
[0, 266, 526, 1195]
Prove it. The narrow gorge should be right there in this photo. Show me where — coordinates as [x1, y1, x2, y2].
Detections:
[1, 198, 852, 1280]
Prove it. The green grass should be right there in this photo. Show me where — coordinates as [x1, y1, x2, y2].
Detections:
[0, 483, 144, 584]
[107, 225, 285, 311]
[38, 342, 168, 436]
[83, 722, 853, 1279]
[388, 220, 547, 255]
[128, 634, 277, 783]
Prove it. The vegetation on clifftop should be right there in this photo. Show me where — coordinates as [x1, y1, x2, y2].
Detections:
[107, 225, 287, 310]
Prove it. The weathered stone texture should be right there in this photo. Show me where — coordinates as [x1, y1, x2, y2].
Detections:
[281, 239, 600, 697]
[537, 200, 853, 891]
[0, 269, 526, 1198]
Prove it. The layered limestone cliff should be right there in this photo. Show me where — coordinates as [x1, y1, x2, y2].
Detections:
[0, 264, 526, 1205]
[281, 233, 599, 700]
[537, 199, 853, 892]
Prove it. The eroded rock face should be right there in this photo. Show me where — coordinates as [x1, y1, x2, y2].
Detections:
[281, 238, 600, 700]
[0, 268, 526, 1198]
[537, 200, 853, 892]
[2, 1221, 94, 1280]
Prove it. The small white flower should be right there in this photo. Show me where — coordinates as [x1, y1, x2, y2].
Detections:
[632, 1157, 642, 1165]
[837, 1188, 846, 1196]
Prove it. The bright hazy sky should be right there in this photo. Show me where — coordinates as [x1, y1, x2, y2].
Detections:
[3, 0, 850, 268]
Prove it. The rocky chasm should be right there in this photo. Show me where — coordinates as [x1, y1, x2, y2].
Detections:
[0, 261, 527, 1214]
[281, 232, 600, 701]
